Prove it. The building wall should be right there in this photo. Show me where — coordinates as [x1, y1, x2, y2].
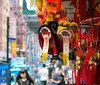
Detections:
[0, 0, 10, 61]
[62, 0, 74, 21]
[1, 0, 10, 51]
[0, 0, 2, 51]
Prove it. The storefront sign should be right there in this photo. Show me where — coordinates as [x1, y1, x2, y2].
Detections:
[0, 63, 10, 85]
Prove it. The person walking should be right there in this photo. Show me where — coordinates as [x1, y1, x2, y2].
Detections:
[51, 67, 64, 85]
[38, 64, 49, 85]
[16, 68, 34, 85]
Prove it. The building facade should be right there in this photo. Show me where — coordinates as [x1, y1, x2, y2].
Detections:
[0, 0, 10, 61]
[0, 0, 2, 51]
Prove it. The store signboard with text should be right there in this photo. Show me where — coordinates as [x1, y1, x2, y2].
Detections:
[23, 0, 36, 15]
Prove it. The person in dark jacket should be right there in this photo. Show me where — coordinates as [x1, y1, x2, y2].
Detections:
[51, 67, 64, 85]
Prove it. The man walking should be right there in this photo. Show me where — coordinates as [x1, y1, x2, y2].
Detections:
[39, 64, 49, 85]
[51, 67, 65, 85]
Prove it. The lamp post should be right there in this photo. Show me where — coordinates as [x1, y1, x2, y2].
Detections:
[7, 17, 9, 63]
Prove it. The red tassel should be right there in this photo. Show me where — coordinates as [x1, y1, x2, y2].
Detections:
[76, 70, 81, 85]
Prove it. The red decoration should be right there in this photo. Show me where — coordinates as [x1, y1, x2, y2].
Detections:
[69, 0, 77, 6]
[84, 47, 95, 64]
[46, 0, 62, 13]
[38, 18, 44, 25]
[83, 46, 96, 84]
[43, 6, 48, 20]
[70, 0, 87, 23]
[75, 48, 83, 57]
[79, 0, 86, 21]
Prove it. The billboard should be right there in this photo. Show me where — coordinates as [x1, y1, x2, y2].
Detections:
[9, 11, 16, 40]
[23, 0, 36, 15]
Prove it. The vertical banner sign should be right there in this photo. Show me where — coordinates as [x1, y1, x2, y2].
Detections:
[12, 42, 16, 55]
[9, 9, 16, 41]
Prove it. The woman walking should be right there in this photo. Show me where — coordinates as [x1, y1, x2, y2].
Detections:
[16, 68, 34, 85]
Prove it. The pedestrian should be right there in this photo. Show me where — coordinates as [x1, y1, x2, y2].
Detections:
[38, 64, 49, 85]
[48, 61, 56, 79]
[16, 68, 34, 85]
[51, 67, 64, 85]
[62, 66, 69, 85]
[68, 66, 73, 84]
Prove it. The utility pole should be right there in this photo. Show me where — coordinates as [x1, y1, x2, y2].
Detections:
[7, 17, 9, 63]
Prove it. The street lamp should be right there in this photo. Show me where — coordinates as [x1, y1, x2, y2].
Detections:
[7, 17, 9, 63]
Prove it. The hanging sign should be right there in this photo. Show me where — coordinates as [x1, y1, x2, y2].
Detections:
[23, 0, 36, 15]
